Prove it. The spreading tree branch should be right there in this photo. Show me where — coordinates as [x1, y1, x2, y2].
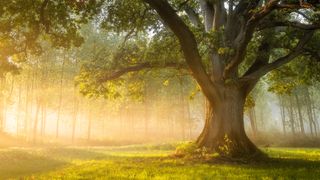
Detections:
[199, 0, 214, 31]
[242, 31, 315, 81]
[99, 62, 186, 82]
[222, 1, 279, 79]
[184, 5, 202, 27]
[143, 0, 221, 102]
[223, 0, 317, 79]
[259, 21, 320, 30]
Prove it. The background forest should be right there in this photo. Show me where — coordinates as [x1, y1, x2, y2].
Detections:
[1, 23, 319, 147]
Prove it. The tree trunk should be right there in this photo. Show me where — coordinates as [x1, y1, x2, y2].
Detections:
[305, 90, 316, 136]
[196, 86, 260, 158]
[87, 105, 92, 141]
[288, 96, 296, 134]
[248, 107, 258, 137]
[294, 94, 305, 135]
[33, 99, 41, 143]
[16, 80, 23, 136]
[179, 79, 186, 140]
[0, 77, 5, 133]
[278, 95, 286, 134]
[310, 97, 318, 136]
[72, 97, 79, 143]
[40, 101, 47, 138]
[56, 55, 66, 139]
[144, 103, 149, 137]
[186, 99, 192, 139]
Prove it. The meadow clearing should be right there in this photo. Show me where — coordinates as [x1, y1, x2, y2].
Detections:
[1, 144, 320, 179]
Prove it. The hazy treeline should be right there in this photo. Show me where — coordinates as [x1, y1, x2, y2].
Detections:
[0, 45, 206, 144]
[1, 59, 319, 145]
[0, 27, 319, 146]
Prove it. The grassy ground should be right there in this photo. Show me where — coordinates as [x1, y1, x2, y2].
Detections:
[1, 144, 320, 179]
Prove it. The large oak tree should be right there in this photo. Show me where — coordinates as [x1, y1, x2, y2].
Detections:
[90, 0, 320, 158]
[2, 0, 320, 158]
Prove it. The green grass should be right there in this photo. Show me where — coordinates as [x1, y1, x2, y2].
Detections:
[1, 145, 320, 179]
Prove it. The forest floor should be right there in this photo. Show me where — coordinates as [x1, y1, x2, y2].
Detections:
[1, 144, 320, 179]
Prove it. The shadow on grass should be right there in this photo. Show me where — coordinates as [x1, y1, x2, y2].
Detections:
[0, 148, 109, 179]
[44, 147, 110, 160]
[200, 155, 320, 178]
[0, 150, 66, 179]
[1, 147, 319, 179]
[254, 157, 320, 169]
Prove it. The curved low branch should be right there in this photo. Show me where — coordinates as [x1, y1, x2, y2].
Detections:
[99, 62, 186, 83]
[241, 31, 315, 81]
[248, 1, 313, 26]
[259, 21, 320, 30]
[248, 0, 280, 24]
[144, 0, 221, 103]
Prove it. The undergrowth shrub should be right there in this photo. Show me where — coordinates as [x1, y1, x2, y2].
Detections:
[174, 142, 212, 159]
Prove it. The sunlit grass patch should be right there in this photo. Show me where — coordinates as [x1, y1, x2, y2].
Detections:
[1, 146, 320, 179]
[264, 147, 320, 160]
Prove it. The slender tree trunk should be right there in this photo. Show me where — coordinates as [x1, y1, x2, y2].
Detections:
[40, 101, 47, 138]
[56, 56, 66, 139]
[196, 86, 260, 157]
[24, 75, 30, 138]
[305, 89, 317, 136]
[143, 81, 149, 137]
[87, 105, 92, 141]
[4, 76, 15, 130]
[294, 94, 305, 135]
[16, 80, 23, 136]
[33, 99, 41, 143]
[278, 95, 286, 134]
[144, 103, 149, 137]
[288, 96, 296, 134]
[309, 90, 318, 136]
[310, 97, 318, 136]
[0, 77, 5, 133]
[129, 106, 134, 135]
[3, 76, 14, 133]
[27, 70, 36, 141]
[179, 79, 186, 140]
[186, 99, 192, 139]
[72, 97, 79, 143]
[103, 104, 109, 138]
[248, 107, 258, 137]
[280, 102, 286, 134]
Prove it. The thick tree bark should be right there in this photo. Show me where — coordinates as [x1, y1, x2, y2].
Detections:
[196, 85, 260, 158]
[142, 0, 316, 159]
